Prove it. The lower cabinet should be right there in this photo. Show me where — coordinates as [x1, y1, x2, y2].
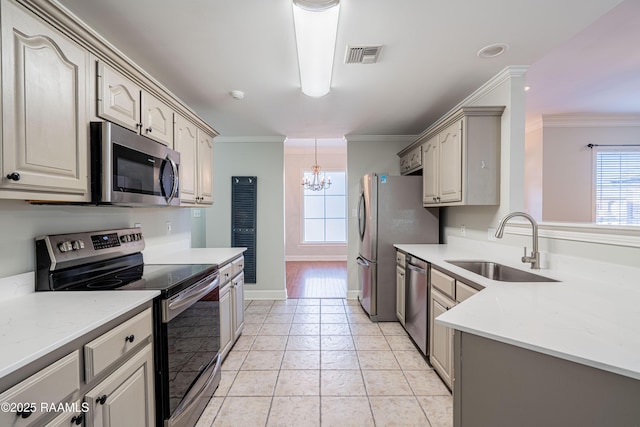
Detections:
[430, 288, 455, 389]
[219, 256, 245, 361]
[84, 343, 154, 427]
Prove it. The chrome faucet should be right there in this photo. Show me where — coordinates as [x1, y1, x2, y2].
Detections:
[495, 211, 540, 269]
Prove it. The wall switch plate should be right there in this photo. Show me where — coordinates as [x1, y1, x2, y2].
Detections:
[166, 221, 172, 234]
[460, 225, 466, 236]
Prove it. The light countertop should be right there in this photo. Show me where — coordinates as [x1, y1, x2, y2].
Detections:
[144, 247, 246, 266]
[0, 290, 159, 380]
[394, 242, 640, 380]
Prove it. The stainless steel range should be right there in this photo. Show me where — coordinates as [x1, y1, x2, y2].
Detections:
[35, 228, 220, 427]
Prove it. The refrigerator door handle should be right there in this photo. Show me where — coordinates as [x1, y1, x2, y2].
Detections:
[356, 256, 370, 267]
[357, 192, 366, 241]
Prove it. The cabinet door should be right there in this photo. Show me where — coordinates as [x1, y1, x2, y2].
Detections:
[438, 121, 462, 203]
[96, 62, 141, 132]
[422, 137, 438, 204]
[197, 129, 214, 204]
[1, 1, 88, 199]
[85, 343, 154, 427]
[232, 273, 244, 341]
[141, 91, 174, 147]
[219, 284, 233, 360]
[396, 266, 406, 325]
[174, 115, 198, 204]
[430, 289, 454, 389]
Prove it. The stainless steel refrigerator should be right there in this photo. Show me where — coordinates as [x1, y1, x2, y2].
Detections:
[357, 173, 439, 321]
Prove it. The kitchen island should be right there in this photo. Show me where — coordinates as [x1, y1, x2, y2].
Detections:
[395, 240, 640, 427]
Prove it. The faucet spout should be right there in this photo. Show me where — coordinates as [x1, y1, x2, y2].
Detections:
[494, 211, 540, 269]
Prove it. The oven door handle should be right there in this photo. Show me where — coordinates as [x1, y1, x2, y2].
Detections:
[164, 275, 219, 322]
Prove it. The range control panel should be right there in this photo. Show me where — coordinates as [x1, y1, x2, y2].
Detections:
[37, 228, 145, 270]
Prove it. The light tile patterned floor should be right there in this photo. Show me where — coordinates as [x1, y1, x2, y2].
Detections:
[196, 299, 452, 427]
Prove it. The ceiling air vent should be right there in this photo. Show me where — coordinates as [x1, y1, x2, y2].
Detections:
[344, 45, 382, 64]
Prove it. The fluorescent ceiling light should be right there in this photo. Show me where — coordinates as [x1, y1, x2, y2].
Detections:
[292, 0, 340, 97]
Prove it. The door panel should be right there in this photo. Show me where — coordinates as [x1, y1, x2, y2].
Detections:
[357, 256, 376, 317]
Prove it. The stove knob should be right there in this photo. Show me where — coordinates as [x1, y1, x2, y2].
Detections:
[58, 241, 73, 252]
[126, 234, 132, 242]
[72, 240, 85, 250]
[119, 235, 126, 243]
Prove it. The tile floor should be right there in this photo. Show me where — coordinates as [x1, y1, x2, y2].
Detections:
[196, 298, 452, 427]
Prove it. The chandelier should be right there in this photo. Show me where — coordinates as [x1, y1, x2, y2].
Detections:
[302, 139, 331, 191]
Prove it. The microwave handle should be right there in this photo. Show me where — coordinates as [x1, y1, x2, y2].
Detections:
[166, 156, 179, 204]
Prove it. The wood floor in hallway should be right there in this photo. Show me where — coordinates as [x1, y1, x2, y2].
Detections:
[286, 261, 347, 299]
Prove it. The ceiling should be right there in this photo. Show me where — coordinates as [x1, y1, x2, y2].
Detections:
[56, 0, 630, 138]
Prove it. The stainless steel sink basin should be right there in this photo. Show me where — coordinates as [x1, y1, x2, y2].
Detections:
[446, 260, 559, 282]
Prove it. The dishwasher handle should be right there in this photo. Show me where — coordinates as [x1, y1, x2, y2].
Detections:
[406, 263, 427, 275]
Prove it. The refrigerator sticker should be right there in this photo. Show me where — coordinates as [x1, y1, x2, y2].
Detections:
[380, 174, 387, 184]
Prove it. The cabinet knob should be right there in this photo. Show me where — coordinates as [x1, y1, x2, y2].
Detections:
[97, 394, 108, 405]
[125, 334, 135, 343]
[71, 414, 84, 425]
[6, 172, 20, 181]
[146, 127, 153, 133]
[136, 123, 143, 128]
[16, 409, 32, 419]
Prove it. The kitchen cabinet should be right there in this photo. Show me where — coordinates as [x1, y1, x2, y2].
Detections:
[0, 0, 89, 202]
[45, 401, 84, 427]
[97, 61, 175, 148]
[395, 251, 407, 325]
[399, 145, 422, 175]
[84, 343, 154, 427]
[429, 268, 480, 390]
[174, 114, 214, 205]
[418, 106, 504, 207]
[219, 256, 245, 360]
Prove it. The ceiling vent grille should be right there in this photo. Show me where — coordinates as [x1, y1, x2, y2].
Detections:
[344, 45, 382, 64]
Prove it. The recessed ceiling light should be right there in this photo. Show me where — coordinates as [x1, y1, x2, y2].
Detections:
[524, 85, 531, 92]
[477, 43, 509, 58]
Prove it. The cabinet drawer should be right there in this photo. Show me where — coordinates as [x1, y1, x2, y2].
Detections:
[84, 308, 152, 381]
[456, 281, 479, 303]
[431, 268, 455, 299]
[232, 256, 244, 277]
[0, 351, 80, 427]
[396, 251, 406, 266]
[220, 263, 233, 285]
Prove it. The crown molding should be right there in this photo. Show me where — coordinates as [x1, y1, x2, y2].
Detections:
[541, 113, 640, 128]
[344, 135, 417, 144]
[214, 136, 286, 144]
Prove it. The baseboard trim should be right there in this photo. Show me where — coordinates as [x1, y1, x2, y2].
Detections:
[244, 289, 288, 300]
[285, 255, 348, 262]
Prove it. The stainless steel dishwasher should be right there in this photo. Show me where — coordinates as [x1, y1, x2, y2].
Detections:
[405, 255, 428, 355]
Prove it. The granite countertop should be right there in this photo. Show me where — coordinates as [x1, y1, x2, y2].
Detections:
[143, 247, 246, 265]
[394, 242, 640, 380]
[0, 289, 159, 380]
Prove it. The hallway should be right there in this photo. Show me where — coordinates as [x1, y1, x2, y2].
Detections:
[286, 261, 347, 299]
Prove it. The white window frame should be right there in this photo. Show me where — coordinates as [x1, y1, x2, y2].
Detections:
[301, 169, 347, 245]
[592, 146, 640, 225]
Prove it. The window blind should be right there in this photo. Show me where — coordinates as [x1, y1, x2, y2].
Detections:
[595, 150, 640, 225]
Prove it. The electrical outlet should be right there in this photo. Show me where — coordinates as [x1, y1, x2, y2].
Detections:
[193, 209, 201, 218]
[134, 222, 141, 229]
[166, 221, 172, 235]
[460, 225, 466, 236]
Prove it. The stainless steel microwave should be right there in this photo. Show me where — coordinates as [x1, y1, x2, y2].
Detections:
[90, 121, 180, 206]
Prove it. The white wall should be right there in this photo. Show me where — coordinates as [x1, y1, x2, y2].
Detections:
[284, 145, 347, 261]
[206, 138, 286, 299]
[0, 199, 191, 278]
[345, 136, 416, 299]
[524, 125, 543, 220]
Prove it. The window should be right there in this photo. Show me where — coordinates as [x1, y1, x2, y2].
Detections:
[595, 149, 640, 225]
[303, 170, 347, 243]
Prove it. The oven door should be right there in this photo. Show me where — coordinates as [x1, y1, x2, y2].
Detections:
[92, 121, 180, 206]
[158, 274, 221, 427]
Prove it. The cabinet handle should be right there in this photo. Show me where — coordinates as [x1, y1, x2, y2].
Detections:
[146, 127, 153, 133]
[125, 334, 135, 343]
[71, 414, 84, 425]
[6, 172, 20, 181]
[16, 409, 32, 419]
[97, 395, 108, 405]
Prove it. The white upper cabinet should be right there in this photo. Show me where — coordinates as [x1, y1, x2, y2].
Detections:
[175, 114, 214, 205]
[97, 61, 141, 132]
[0, 0, 89, 201]
[97, 61, 175, 148]
[420, 106, 504, 207]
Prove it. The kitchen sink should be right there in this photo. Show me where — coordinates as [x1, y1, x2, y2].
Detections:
[445, 260, 559, 282]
